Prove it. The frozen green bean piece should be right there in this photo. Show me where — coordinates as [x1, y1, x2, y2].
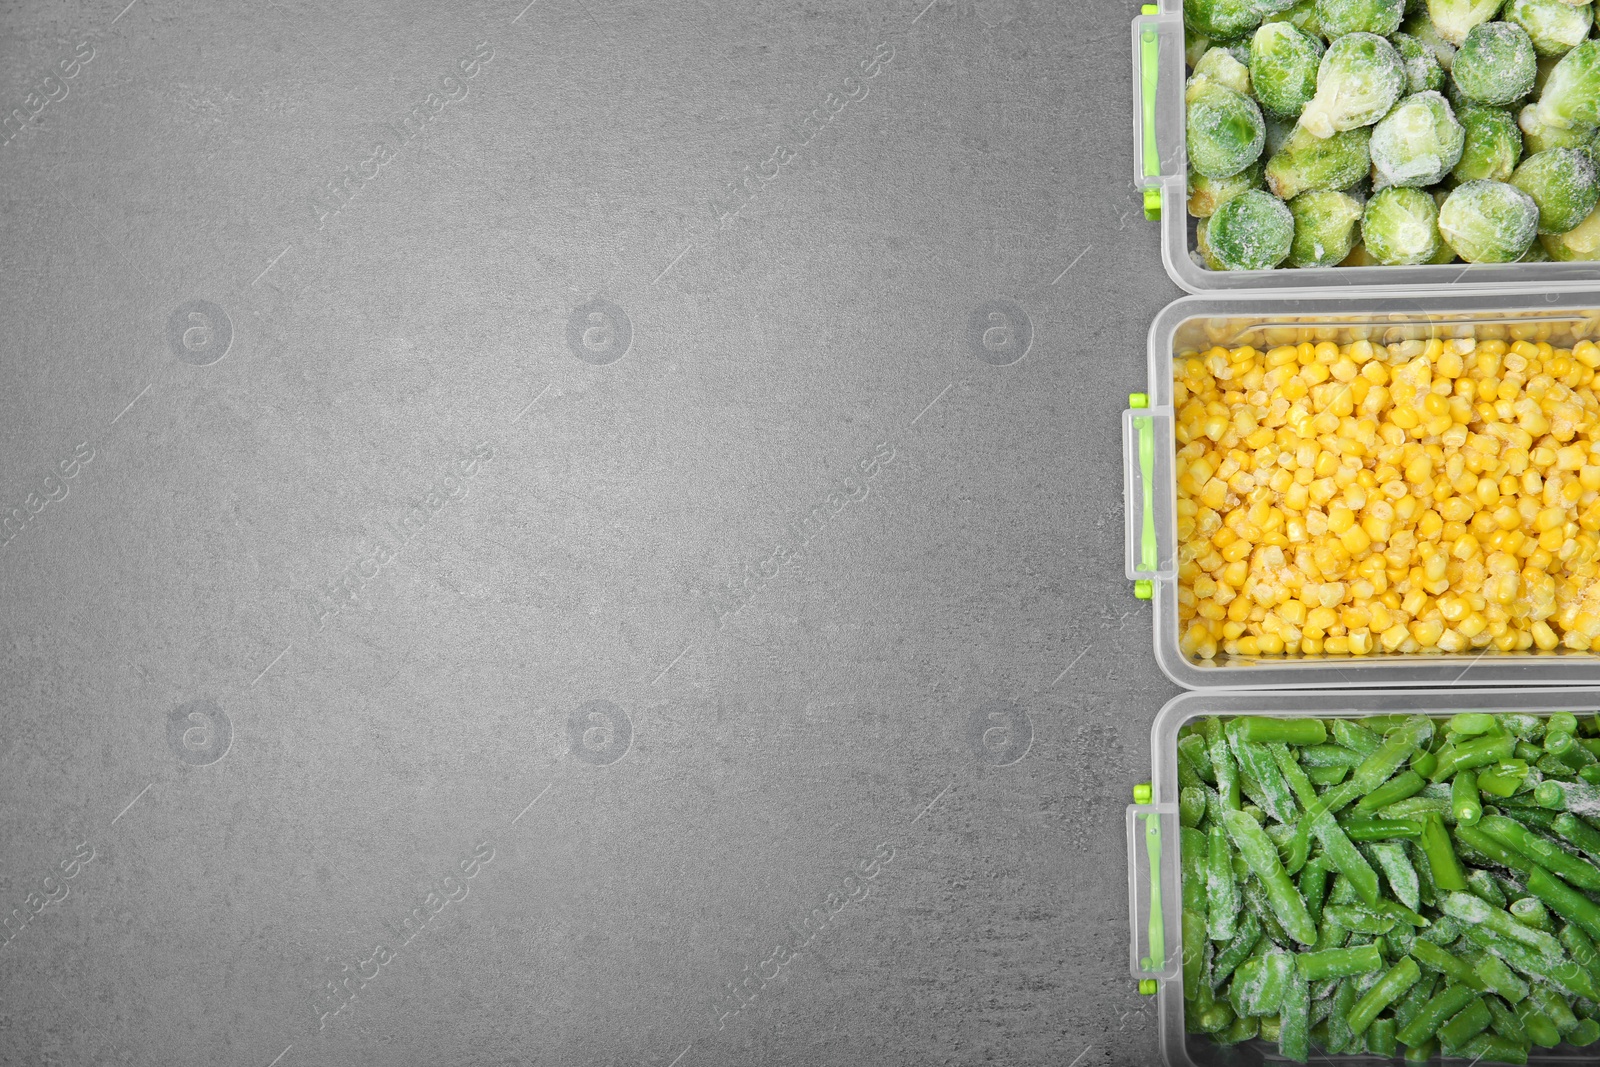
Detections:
[1449, 713, 1500, 737]
[1208, 720, 1241, 810]
[1184, 908, 1209, 997]
[1478, 815, 1600, 892]
[1300, 860, 1329, 926]
[1438, 994, 1492, 1053]
[1235, 716, 1326, 746]
[1495, 806, 1558, 833]
[1503, 714, 1547, 742]
[1412, 939, 1486, 990]
[1179, 733, 1216, 784]
[1518, 998, 1562, 1046]
[1298, 943, 1383, 981]
[1561, 923, 1600, 987]
[1356, 770, 1427, 814]
[1331, 719, 1381, 756]
[1228, 730, 1299, 825]
[1180, 786, 1207, 828]
[1453, 823, 1536, 880]
[1458, 1031, 1531, 1064]
[1300, 743, 1366, 768]
[1485, 993, 1530, 1042]
[1422, 812, 1469, 891]
[1364, 1015, 1396, 1056]
[1510, 895, 1554, 933]
[1526, 983, 1578, 1032]
[1526, 865, 1600, 943]
[1216, 1012, 1258, 1045]
[1570, 1016, 1600, 1045]
[1460, 922, 1600, 1002]
[1479, 761, 1529, 798]
[1324, 904, 1397, 934]
[1377, 796, 1450, 821]
[1177, 750, 1203, 791]
[1394, 971, 1438, 1031]
[1549, 713, 1580, 736]
[1471, 948, 1531, 1003]
[1228, 955, 1266, 1016]
[1397, 982, 1479, 1046]
[1469, 867, 1510, 909]
[1212, 911, 1264, 989]
[1242, 877, 1292, 945]
[1339, 817, 1424, 841]
[1430, 733, 1518, 783]
[1227, 809, 1316, 945]
[1325, 977, 1360, 1053]
[1305, 764, 1349, 787]
[1411, 841, 1440, 910]
[1367, 840, 1421, 912]
[1348, 956, 1420, 1036]
[1182, 826, 1209, 913]
[1280, 969, 1310, 1063]
[1454, 769, 1483, 827]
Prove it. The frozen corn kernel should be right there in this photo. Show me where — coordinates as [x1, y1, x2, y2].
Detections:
[1175, 328, 1600, 661]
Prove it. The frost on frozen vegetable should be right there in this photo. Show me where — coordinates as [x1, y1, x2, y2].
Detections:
[1451, 105, 1525, 183]
[1390, 32, 1446, 94]
[1180, 0, 1596, 271]
[1438, 178, 1540, 261]
[1511, 147, 1600, 234]
[1362, 186, 1443, 263]
[1314, 0, 1405, 37]
[1370, 92, 1466, 187]
[1287, 189, 1363, 267]
[1544, 204, 1600, 259]
[1450, 22, 1538, 107]
[1207, 189, 1295, 270]
[1299, 33, 1406, 138]
[1187, 78, 1267, 180]
[1501, 0, 1594, 59]
[1426, 0, 1507, 45]
[1524, 38, 1600, 132]
[1250, 22, 1325, 117]
[1266, 125, 1372, 200]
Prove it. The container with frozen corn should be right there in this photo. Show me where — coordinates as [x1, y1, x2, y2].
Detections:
[1130, 0, 1600, 294]
[1128, 689, 1600, 1066]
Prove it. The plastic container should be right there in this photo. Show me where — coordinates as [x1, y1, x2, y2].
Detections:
[1127, 687, 1600, 1067]
[1124, 287, 1600, 689]
[1129, 1, 1600, 295]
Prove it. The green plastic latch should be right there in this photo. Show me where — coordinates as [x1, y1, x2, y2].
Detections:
[1139, 7, 1161, 221]
[1128, 392, 1148, 409]
[1143, 803, 1164, 975]
[1134, 579, 1153, 600]
[1139, 979, 1159, 995]
[1131, 398, 1157, 576]
[1133, 782, 1152, 804]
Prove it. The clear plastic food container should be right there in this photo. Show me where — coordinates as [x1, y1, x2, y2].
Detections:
[1127, 687, 1600, 1067]
[1123, 288, 1600, 689]
[1129, 1, 1600, 295]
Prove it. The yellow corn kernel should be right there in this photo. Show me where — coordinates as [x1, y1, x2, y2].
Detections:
[1340, 526, 1372, 554]
[1348, 630, 1373, 655]
[1380, 623, 1410, 650]
[1259, 633, 1286, 654]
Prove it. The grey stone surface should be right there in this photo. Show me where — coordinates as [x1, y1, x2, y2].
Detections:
[0, 0, 1186, 1064]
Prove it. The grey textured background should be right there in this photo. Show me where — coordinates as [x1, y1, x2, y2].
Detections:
[0, 0, 1188, 1064]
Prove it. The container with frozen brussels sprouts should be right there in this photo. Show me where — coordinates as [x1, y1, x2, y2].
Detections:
[1131, 0, 1600, 291]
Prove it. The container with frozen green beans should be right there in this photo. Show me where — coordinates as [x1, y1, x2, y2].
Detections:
[1130, 688, 1600, 1065]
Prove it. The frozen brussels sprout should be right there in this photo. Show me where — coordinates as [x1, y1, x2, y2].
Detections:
[1453, 105, 1525, 182]
[1438, 179, 1541, 260]
[1265, 112, 1298, 158]
[1524, 39, 1600, 132]
[1189, 159, 1266, 217]
[1520, 236, 1554, 260]
[1187, 31, 1215, 70]
[1315, 0, 1406, 35]
[1511, 147, 1600, 232]
[1403, 11, 1459, 70]
[1287, 189, 1365, 266]
[1207, 189, 1296, 269]
[1186, 79, 1267, 179]
[1361, 186, 1443, 262]
[1265, 0, 1326, 35]
[1503, 0, 1595, 58]
[1517, 102, 1598, 153]
[1452, 23, 1538, 106]
[1299, 33, 1407, 138]
[1195, 217, 1226, 270]
[1193, 46, 1254, 96]
[1371, 91, 1467, 186]
[1427, 0, 1508, 45]
[1542, 204, 1600, 259]
[1392, 32, 1447, 94]
[1250, 22, 1324, 116]
[1267, 124, 1374, 198]
[1186, 0, 1265, 39]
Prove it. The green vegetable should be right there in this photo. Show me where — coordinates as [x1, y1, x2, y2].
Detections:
[1438, 995, 1492, 1053]
[1348, 957, 1421, 1036]
[1315, 0, 1404, 36]
[1186, 0, 1266, 39]
[1207, 188, 1295, 270]
[1250, 22, 1324, 117]
[1453, 768, 1483, 826]
[1187, 79, 1267, 180]
[1362, 187, 1443, 264]
[1225, 808, 1318, 944]
[1372, 91, 1467, 187]
[1438, 179, 1540, 261]
[1392, 31, 1447, 94]
[1286, 189, 1364, 267]
[1397, 982, 1479, 1046]
[1510, 146, 1600, 234]
[1298, 943, 1383, 981]
[1428, 0, 1509, 47]
[1525, 38, 1600, 132]
[1300, 32, 1406, 138]
[1503, 0, 1595, 59]
[1452, 22, 1539, 107]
